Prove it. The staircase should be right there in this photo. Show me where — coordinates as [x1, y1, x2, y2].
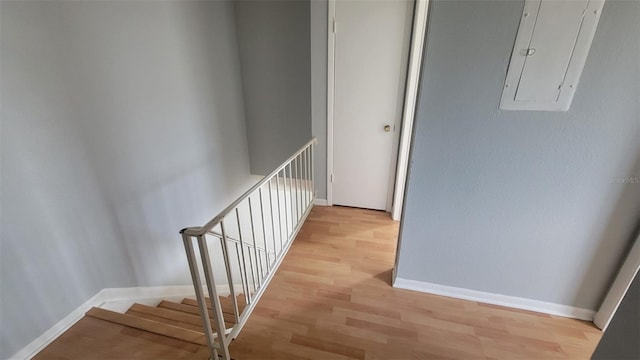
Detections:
[85, 295, 247, 347]
[35, 138, 317, 360]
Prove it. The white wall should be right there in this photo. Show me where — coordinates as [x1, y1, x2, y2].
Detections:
[397, 0, 640, 311]
[0, 1, 253, 358]
[234, 0, 313, 176]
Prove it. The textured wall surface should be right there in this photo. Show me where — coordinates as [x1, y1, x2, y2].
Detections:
[235, 0, 313, 176]
[1, 2, 253, 357]
[397, 0, 640, 310]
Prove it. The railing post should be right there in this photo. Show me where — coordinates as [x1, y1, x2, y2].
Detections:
[181, 233, 219, 359]
[311, 142, 315, 201]
[196, 234, 231, 360]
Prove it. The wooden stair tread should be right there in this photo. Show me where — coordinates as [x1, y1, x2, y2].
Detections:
[181, 294, 247, 315]
[158, 300, 235, 326]
[218, 294, 247, 313]
[129, 303, 211, 328]
[126, 309, 206, 333]
[86, 307, 207, 346]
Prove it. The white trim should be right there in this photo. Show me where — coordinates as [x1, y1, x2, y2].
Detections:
[8, 290, 107, 360]
[391, 0, 430, 221]
[314, 198, 329, 206]
[96, 285, 197, 313]
[97, 286, 195, 305]
[326, 0, 336, 206]
[394, 277, 595, 321]
[6, 285, 232, 360]
[594, 233, 640, 330]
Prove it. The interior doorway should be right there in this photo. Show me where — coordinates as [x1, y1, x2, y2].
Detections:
[327, 0, 414, 211]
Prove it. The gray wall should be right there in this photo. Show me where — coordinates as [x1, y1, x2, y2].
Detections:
[1, 1, 253, 358]
[311, 0, 328, 200]
[397, 0, 640, 310]
[235, 0, 313, 176]
[592, 271, 640, 359]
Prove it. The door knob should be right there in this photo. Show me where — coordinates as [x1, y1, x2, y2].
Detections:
[384, 125, 392, 132]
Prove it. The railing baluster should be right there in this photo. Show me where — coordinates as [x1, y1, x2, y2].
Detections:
[268, 179, 278, 266]
[235, 208, 253, 304]
[234, 241, 248, 304]
[275, 173, 285, 254]
[247, 197, 264, 286]
[258, 188, 271, 272]
[303, 148, 309, 208]
[293, 157, 298, 221]
[282, 166, 293, 238]
[219, 221, 239, 323]
[307, 147, 312, 206]
[293, 155, 302, 224]
[282, 170, 291, 236]
[298, 154, 302, 213]
[288, 164, 295, 239]
[302, 149, 307, 208]
[298, 154, 303, 216]
[311, 143, 315, 200]
[302, 152, 306, 211]
[247, 245, 257, 294]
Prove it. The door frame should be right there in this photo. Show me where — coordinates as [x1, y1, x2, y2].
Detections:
[594, 232, 640, 330]
[326, 0, 336, 207]
[326, 0, 430, 220]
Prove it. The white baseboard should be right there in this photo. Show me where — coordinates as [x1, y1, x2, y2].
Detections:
[8, 290, 106, 360]
[314, 198, 329, 206]
[394, 278, 595, 321]
[8, 284, 238, 360]
[97, 285, 196, 313]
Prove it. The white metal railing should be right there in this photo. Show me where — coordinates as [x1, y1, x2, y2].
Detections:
[180, 138, 317, 359]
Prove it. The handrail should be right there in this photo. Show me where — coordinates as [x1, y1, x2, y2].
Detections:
[207, 230, 275, 254]
[181, 137, 317, 360]
[181, 137, 318, 237]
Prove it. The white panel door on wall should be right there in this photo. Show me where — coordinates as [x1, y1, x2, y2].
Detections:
[332, 0, 413, 210]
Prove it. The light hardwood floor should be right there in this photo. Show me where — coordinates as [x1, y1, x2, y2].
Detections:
[229, 206, 601, 359]
[35, 206, 601, 359]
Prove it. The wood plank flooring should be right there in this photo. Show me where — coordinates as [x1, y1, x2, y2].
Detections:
[35, 206, 601, 359]
[229, 206, 601, 359]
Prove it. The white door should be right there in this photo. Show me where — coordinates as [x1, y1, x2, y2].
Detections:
[331, 0, 413, 210]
